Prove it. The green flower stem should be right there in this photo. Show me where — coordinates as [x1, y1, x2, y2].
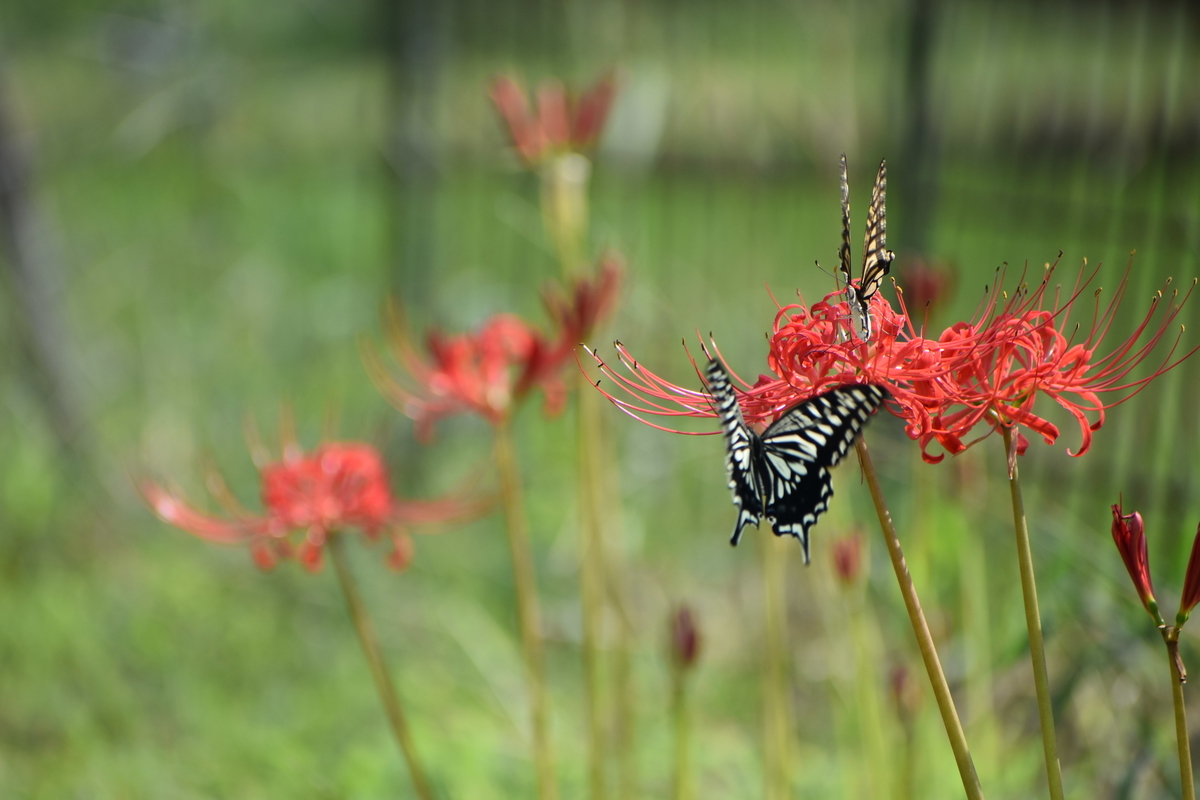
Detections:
[1163, 627, 1196, 800]
[495, 420, 559, 800]
[577, 378, 609, 800]
[540, 153, 590, 275]
[1000, 426, 1064, 800]
[328, 534, 434, 800]
[670, 664, 692, 800]
[855, 437, 985, 800]
[761, 533, 793, 800]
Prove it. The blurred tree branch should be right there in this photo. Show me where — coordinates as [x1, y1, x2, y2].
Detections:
[0, 74, 84, 456]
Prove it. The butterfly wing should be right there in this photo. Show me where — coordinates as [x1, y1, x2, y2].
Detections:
[758, 384, 887, 564]
[706, 358, 764, 545]
[859, 159, 896, 304]
[838, 153, 853, 290]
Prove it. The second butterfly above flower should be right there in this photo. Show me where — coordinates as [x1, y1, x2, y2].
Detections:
[837, 154, 896, 341]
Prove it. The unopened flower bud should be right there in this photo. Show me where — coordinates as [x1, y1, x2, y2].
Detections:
[1111, 500, 1161, 623]
[1177, 522, 1200, 626]
[669, 605, 701, 670]
[831, 533, 863, 585]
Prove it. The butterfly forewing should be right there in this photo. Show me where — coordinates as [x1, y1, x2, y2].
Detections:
[838, 153, 853, 290]
[758, 384, 887, 564]
[859, 158, 895, 303]
[706, 359, 763, 545]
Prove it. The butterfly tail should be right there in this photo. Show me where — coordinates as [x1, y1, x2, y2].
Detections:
[729, 510, 759, 546]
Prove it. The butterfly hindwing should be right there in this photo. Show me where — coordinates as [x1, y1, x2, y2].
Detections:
[706, 359, 763, 545]
[758, 384, 887, 563]
[708, 355, 888, 564]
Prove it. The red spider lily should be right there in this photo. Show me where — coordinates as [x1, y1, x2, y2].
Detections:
[913, 259, 1196, 461]
[367, 304, 572, 439]
[490, 73, 616, 166]
[142, 441, 487, 572]
[1111, 500, 1160, 622]
[543, 252, 623, 343]
[583, 257, 1196, 464]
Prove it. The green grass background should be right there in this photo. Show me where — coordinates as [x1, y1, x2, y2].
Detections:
[3, 0, 1200, 797]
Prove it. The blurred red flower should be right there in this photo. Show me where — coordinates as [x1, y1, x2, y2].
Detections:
[543, 252, 623, 343]
[142, 441, 487, 572]
[370, 254, 621, 439]
[490, 73, 616, 166]
[1110, 500, 1159, 622]
[368, 307, 572, 439]
[585, 258, 1195, 464]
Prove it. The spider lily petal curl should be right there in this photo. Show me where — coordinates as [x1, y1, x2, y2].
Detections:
[142, 441, 489, 572]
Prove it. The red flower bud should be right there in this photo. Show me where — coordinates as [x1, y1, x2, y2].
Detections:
[1178, 522, 1200, 625]
[831, 533, 863, 585]
[669, 605, 701, 669]
[1110, 500, 1161, 622]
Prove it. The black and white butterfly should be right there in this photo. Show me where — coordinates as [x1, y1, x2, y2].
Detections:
[839, 154, 896, 340]
[707, 357, 887, 564]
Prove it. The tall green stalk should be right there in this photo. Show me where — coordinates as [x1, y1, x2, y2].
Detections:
[1163, 627, 1196, 800]
[495, 420, 559, 800]
[541, 153, 590, 273]
[670, 662, 693, 800]
[760, 534, 792, 799]
[545, 144, 613, 799]
[855, 437, 985, 800]
[847, 583, 891, 798]
[328, 534, 434, 800]
[577, 378, 609, 800]
[1000, 426, 1064, 800]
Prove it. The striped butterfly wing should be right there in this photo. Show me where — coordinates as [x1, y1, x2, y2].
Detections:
[706, 358, 764, 545]
[854, 159, 896, 339]
[757, 384, 888, 564]
[838, 153, 854, 290]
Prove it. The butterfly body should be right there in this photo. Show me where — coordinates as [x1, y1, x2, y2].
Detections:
[839, 155, 896, 340]
[707, 358, 887, 564]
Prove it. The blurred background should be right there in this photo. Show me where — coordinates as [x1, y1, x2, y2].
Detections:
[3, 0, 1200, 797]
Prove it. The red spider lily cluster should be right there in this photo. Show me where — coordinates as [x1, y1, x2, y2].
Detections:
[370, 255, 622, 439]
[141, 442, 487, 572]
[490, 73, 616, 166]
[586, 257, 1196, 464]
[1111, 498, 1200, 627]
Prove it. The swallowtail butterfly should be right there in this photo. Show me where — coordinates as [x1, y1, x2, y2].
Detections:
[707, 357, 887, 564]
[839, 154, 896, 340]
